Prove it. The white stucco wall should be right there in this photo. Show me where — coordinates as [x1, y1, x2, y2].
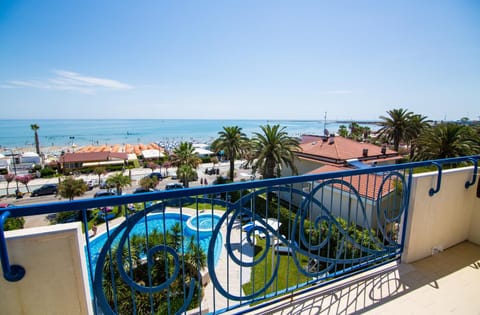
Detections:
[468, 180, 480, 244]
[402, 166, 479, 263]
[307, 186, 377, 229]
[0, 223, 93, 315]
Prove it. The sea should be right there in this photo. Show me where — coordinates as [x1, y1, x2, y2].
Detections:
[0, 119, 380, 150]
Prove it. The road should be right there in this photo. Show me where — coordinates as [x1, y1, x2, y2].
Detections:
[2, 161, 252, 228]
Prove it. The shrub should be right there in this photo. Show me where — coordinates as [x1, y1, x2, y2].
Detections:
[40, 166, 56, 177]
[4, 217, 25, 231]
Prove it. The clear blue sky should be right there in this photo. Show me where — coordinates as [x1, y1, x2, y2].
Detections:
[1, 0, 479, 121]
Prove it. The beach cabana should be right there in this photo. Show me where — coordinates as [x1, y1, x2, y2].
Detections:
[194, 148, 214, 157]
[20, 152, 41, 164]
[141, 149, 163, 160]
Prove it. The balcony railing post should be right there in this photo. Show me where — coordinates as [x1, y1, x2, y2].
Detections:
[0, 211, 25, 282]
[465, 158, 478, 189]
[429, 162, 442, 196]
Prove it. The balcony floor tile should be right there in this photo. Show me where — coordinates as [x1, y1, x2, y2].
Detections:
[245, 241, 480, 315]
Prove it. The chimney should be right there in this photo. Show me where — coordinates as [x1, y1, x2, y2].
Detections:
[381, 145, 387, 155]
[328, 135, 335, 145]
[362, 148, 368, 157]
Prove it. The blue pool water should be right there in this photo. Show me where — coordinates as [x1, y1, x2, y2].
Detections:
[186, 213, 221, 237]
[86, 212, 223, 276]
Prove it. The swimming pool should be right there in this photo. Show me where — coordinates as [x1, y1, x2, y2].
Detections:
[186, 213, 222, 236]
[86, 212, 223, 275]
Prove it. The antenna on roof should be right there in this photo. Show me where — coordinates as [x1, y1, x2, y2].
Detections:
[328, 135, 335, 145]
[323, 112, 327, 132]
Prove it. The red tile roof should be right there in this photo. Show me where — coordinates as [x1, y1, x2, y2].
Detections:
[306, 164, 396, 199]
[76, 143, 163, 155]
[59, 152, 128, 163]
[297, 135, 400, 164]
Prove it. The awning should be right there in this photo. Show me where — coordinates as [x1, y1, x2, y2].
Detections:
[83, 160, 125, 167]
[194, 148, 214, 155]
[347, 159, 372, 169]
[141, 149, 164, 159]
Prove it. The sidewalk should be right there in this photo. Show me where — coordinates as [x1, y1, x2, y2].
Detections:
[0, 168, 154, 196]
[0, 160, 246, 197]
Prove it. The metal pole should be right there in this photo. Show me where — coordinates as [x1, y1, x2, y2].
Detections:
[11, 150, 19, 191]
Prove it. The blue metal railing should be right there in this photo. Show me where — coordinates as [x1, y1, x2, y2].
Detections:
[1, 155, 478, 314]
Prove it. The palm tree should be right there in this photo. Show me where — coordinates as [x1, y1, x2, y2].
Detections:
[58, 176, 88, 201]
[211, 126, 248, 181]
[414, 123, 480, 161]
[348, 122, 362, 140]
[102, 226, 204, 314]
[30, 124, 41, 155]
[177, 164, 196, 188]
[251, 124, 300, 179]
[138, 176, 158, 190]
[94, 166, 106, 183]
[186, 235, 207, 270]
[338, 125, 348, 137]
[106, 172, 131, 195]
[170, 142, 200, 187]
[377, 108, 413, 151]
[406, 114, 431, 159]
[171, 142, 201, 169]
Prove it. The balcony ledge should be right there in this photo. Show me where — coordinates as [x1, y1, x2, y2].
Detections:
[244, 241, 480, 315]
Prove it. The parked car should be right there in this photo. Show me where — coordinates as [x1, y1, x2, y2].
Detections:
[86, 178, 99, 190]
[94, 191, 116, 198]
[145, 172, 163, 181]
[205, 168, 219, 175]
[165, 183, 184, 190]
[133, 187, 156, 194]
[31, 184, 58, 197]
[99, 179, 114, 189]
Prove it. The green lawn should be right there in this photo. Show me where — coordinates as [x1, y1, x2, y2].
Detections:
[242, 237, 311, 301]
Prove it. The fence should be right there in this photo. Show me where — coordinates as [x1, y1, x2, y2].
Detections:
[1, 156, 478, 314]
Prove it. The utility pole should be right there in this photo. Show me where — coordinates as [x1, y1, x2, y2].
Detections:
[323, 112, 328, 135]
[10, 150, 19, 191]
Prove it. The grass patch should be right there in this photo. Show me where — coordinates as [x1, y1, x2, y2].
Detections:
[190, 202, 227, 211]
[242, 237, 311, 302]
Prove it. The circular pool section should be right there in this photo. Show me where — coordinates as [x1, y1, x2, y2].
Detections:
[87, 212, 223, 271]
[186, 213, 221, 236]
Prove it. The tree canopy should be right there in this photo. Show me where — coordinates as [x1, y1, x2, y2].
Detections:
[377, 108, 413, 152]
[211, 126, 248, 181]
[30, 123, 41, 155]
[414, 123, 480, 160]
[251, 124, 300, 179]
[58, 176, 87, 201]
[106, 172, 131, 195]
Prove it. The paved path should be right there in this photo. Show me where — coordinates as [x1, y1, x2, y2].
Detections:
[202, 216, 253, 314]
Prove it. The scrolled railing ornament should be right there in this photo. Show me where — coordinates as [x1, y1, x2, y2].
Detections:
[208, 198, 283, 301]
[375, 171, 408, 248]
[290, 178, 395, 278]
[93, 202, 198, 315]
